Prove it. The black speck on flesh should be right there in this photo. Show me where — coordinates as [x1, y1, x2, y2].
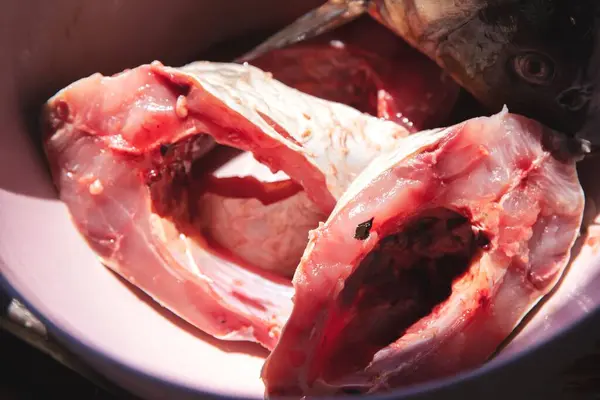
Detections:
[160, 143, 170, 156]
[354, 218, 374, 240]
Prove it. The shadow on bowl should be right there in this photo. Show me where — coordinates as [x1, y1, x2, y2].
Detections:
[109, 270, 269, 359]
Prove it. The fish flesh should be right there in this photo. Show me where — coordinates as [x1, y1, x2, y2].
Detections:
[261, 108, 585, 396]
[369, 0, 598, 137]
[42, 60, 410, 350]
[41, 16, 589, 394]
[250, 16, 460, 132]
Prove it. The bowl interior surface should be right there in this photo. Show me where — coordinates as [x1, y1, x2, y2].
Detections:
[2, 1, 600, 399]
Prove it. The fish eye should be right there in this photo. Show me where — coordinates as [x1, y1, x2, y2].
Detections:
[511, 52, 555, 85]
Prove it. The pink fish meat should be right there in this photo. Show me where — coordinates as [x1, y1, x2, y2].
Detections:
[261, 108, 585, 396]
[250, 17, 460, 132]
[42, 60, 410, 350]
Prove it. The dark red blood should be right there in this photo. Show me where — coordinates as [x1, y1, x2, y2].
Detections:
[145, 136, 308, 277]
[478, 291, 490, 309]
[250, 17, 460, 132]
[148, 148, 295, 281]
[143, 168, 162, 185]
[311, 209, 482, 381]
[255, 46, 381, 118]
[516, 158, 533, 172]
[148, 135, 303, 210]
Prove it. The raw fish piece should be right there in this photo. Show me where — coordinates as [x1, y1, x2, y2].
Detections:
[250, 16, 460, 132]
[262, 108, 585, 396]
[42, 60, 409, 350]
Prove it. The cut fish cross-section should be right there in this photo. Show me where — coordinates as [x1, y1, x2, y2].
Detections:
[42, 61, 410, 350]
[261, 108, 585, 396]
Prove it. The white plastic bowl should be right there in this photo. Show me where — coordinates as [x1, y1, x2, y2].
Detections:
[2, 1, 600, 399]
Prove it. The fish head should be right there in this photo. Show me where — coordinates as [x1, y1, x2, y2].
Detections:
[370, 0, 598, 137]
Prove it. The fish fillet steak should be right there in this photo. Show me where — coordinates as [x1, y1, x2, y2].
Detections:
[42, 61, 410, 350]
[262, 108, 585, 396]
[250, 17, 460, 132]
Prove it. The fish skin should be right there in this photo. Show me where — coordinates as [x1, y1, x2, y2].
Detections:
[369, 0, 599, 141]
[261, 107, 585, 396]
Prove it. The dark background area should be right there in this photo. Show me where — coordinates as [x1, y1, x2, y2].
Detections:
[0, 330, 117, 400]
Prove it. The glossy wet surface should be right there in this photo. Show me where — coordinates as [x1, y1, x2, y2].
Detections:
[318, 208, 484, 383]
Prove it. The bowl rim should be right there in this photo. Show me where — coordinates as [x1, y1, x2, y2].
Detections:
[3, 266, 600, 400]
